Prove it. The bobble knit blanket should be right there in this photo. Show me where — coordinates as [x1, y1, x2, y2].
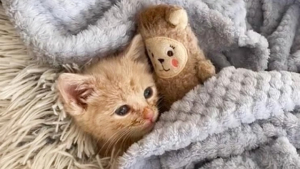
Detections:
[1, 0, 300, 169]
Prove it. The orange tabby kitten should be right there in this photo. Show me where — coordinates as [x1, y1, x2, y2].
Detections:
[56, 34, 159, 158]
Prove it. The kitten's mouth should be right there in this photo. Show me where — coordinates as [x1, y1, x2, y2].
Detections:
[143, 118, 157, 130]
[141, 108, 158, 132]
[143, 121, 155, 131]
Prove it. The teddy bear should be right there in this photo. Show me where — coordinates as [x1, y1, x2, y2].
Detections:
[138, 4, 216, 111]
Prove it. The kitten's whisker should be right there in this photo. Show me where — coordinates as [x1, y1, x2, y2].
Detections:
[103, 124, 131, 156]
[120, 131, 131, 153]
[120, 130, 130, 145]
[99, 130, 123, 156]
[116, 130, 131, 157]
[106, 132, 124, 155]
[116, 130, 131, 156]
[106, 129, 129, 156]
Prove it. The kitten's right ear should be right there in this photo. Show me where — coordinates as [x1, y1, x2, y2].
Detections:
[56, 73, 95, 116]
[125, 34, 148, 63]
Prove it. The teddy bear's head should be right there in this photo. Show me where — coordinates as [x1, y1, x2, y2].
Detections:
[138, 5, 190, 79]
[145, 36, 188, 79]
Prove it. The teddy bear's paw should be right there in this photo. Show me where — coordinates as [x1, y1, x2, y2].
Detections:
[197, 60, 216, 82]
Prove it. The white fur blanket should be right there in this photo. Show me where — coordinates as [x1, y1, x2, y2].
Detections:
[1, 0, 300, 169]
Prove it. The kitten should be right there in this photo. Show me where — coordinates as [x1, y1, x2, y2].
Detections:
[56, 34, 159, 158]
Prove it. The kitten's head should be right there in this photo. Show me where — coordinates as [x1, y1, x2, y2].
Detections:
[57, 35, 158, 148]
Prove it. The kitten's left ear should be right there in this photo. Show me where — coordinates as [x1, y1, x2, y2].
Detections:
[125, 34, 148, 63]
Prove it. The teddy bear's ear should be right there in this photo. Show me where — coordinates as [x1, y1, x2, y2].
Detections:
[167, 8, 188, 30]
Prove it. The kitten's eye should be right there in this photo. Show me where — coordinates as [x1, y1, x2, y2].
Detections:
[144, 87, 153, 99]
[115, 105, 130, 116]
[167, 50, 174, 57]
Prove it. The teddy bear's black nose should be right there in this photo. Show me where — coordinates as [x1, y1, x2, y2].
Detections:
[158, 59, 165, 63]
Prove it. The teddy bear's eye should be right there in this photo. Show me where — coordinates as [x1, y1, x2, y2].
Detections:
[170, 45, 175, 49]
[167, 50, 174, 57]
[151, 53, 154, 57]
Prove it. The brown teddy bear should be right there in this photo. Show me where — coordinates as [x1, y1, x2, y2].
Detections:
[138, 4, 216, 111]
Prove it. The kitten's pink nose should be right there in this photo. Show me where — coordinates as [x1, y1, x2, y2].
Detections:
[143, 107, 154, 122]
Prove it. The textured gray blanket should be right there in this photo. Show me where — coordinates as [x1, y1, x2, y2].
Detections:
[2, 0, 300, 169]
[120, 67, 300, 169]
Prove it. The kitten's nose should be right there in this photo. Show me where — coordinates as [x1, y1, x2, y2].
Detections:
[158, 58, 164, 63]
[143, 107, 154, 122]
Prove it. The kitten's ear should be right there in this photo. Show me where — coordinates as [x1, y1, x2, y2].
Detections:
[56, 73, 95, 116]
[125, 34, 148, 63]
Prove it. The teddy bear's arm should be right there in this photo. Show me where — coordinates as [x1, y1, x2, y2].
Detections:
[195, 51, 216, 83]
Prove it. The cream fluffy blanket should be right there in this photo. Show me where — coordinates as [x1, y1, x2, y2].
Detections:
[1, 0, 300, 169]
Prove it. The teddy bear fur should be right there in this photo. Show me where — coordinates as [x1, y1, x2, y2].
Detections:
[138, 5, 216, 111]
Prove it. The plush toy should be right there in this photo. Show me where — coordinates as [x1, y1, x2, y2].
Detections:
[138, 5, 216, 111]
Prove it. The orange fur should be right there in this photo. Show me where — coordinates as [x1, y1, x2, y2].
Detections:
[138, 5, 216, 111]
[56, 35, 159, 158]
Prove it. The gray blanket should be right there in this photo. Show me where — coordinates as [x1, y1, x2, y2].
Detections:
[2, 0, 300, 168]
[120, 67, 300, 169]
